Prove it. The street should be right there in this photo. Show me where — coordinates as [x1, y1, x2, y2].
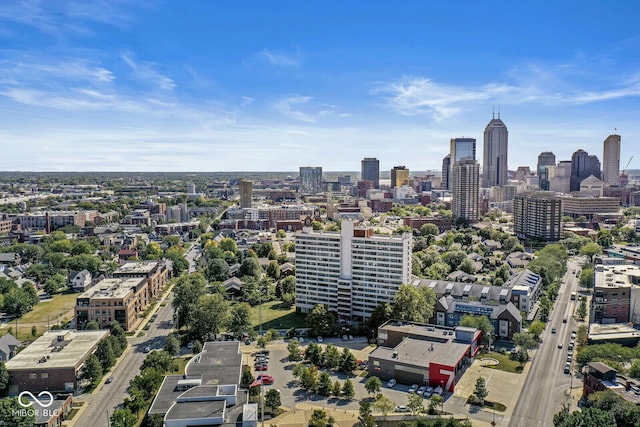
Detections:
[509, 257, 582, 427]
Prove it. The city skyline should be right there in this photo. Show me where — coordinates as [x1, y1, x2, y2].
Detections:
[1, 1, 639, 172]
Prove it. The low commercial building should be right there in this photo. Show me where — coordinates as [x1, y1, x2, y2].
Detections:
[592, 265, 640, 324]
[112, 260, 170, 302]
[5, 330, 109, 393]
[583, 362, 640, 404]
[368, 320, 481, 392]
[149, 341, 257, 427]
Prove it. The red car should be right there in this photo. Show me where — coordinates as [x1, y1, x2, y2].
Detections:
[255, 364, 268, 371]
[257, 375, 274, 385]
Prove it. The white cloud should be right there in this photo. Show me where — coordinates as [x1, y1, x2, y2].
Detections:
[271, 95, 336, 123]
[257, 48, 301, 67]
[122, 53, 175, 91]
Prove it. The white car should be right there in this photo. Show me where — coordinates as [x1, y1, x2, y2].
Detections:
[408, 384, 419, 394]
[387, 379, 397, 388]
[417, 385, 427, 396]
[395, 405, 409, 412]
[433, 385, 443, 396]
[317, 336, 323, 343]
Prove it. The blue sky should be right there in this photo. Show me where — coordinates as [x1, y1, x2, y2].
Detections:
[1, 1, 640, 173]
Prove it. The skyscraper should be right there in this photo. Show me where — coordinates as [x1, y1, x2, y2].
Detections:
[450, 137, 476, 190]
[299, 166, 323, 194]
[537, 152, 556, 190]
[452, 160, 480, 223]
[390, 166, 409, 188]
[602, 134, 621, 186]
[513, 192, 562, 241]
[361, 157, 380, 188]
[441, 154, 451, 190]
[482, 113, 509, 188]
[570, 150, 601, 192]
[239, 178, 253, 209]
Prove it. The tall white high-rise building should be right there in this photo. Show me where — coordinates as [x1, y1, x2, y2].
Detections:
[295, 216, 411, 320]
[482, 113, 509, 188]
[602, 134, 621, 186]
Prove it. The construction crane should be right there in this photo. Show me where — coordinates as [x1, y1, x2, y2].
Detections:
[621, 155, 634, 187]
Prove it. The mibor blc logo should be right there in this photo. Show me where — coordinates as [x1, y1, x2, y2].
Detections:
[18, 391, 55, 408]
[13, 390, 60, 418]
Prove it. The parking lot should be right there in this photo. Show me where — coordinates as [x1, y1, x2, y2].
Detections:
[243, 337, 446, 413]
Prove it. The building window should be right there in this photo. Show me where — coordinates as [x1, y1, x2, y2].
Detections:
[41, 373, 48, 378]
[29, 373, 37, 379]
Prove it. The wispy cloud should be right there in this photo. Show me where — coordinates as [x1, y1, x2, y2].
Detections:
[271, 95, 335, 123]
[372, 77, 512, 120]
[257, 48, 301, 67]
[374, 64, 640, 120]
[122, 54, 175, 90]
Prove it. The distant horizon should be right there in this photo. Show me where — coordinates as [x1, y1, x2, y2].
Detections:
[1, 2, 640, 171]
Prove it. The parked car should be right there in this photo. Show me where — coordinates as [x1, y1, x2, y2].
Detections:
[187, 342, 194, 349]
[144, 346, 151, 353]
[106, 376, 114, 384]
[433, 385, 443, 396]
[395, 405, 409, 413]
[557, 343, 563, 349]
[564, 363, 571, 374]
[408, 384, 419, 394]
[255, 364, 268, 371]
[417, 386, 427, 396]
[423, 386, 434, 398]
[317, 336, 323, 343]
[387, 379, 397, 388]
[567, 355, 572, 362]
[256, 375, 274, 385]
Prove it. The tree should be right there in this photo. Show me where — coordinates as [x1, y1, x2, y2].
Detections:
[31, 325, 37, 337]
[165, 335, 179, 356]
[342, 378, 355, 399]
[580, 268, 595, 288]
[238, 257, 262, 278]
[191, 293, 229, 342]
[369, 302, 393, 331]
[365, 376, 382, 396]
[473, 377, 488, 405]
[317, 371, 332, 396]
[578, 297, 588, 320]
[306, 304, 335, 337]
[516, 349, 529, 366]
[429, 394, 443, 415]
[553, 406, 616, 427]
[0, 361, 8, 392]
[322, 344, 341, 369]
[304, 342, 322, 366]
[44, 272, 68, 294]
[79, 355, 103, 384]
[227, 302, 251, 338]
[339, 347, 358, 374]
[512, 332, 536, 351]
[359, 401, 375, 427]
[96, 338, 116, 370]
[266, 261, 281, 280]
[205, 258, 230, 282]
[300, 365, 319, 391]
[528, 320, 546, 341]
[241, 366, 255, 389]
[124, 387, 146, 416]
[442, 250, 467, 272]
[172, 273, 207, 329]
[192, 340, 203, 354]
[392, 284, 436, 323]
[332, 380, 342, 397]
[458, 258, 476, 274]
[308, 409, 334, 427]
[85, 320, 100, 330]
[459, 315, 495, 346]
[0, 397, 35, 427]
[265, 388, 281, 413]
[146, 414, 165, 427]
[110, 408, 137, 427]
[277, 276, 296, 299]
[407, 392, 424, 415]
[374, 395, 395, 417]
[287, 339, 302, 361]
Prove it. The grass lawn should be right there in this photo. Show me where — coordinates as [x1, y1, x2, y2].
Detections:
[21, 290, 78, 324]
[249, 300, 306, 331]
[174, 356, 192, 374]
[481, 351, 524, 374]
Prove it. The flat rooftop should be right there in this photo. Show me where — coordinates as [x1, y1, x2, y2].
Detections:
[595, 264, 640, 289]
[78, 278, 142, 299]
[6, 330, 108, 370]
[589, 323, 640, 341]
[380, 320, 456, 342]
[370, 336, 469, 367]
[114, 261, 159, 275]
[186, 341, 242, 385]
[165, 400, 225, 421]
